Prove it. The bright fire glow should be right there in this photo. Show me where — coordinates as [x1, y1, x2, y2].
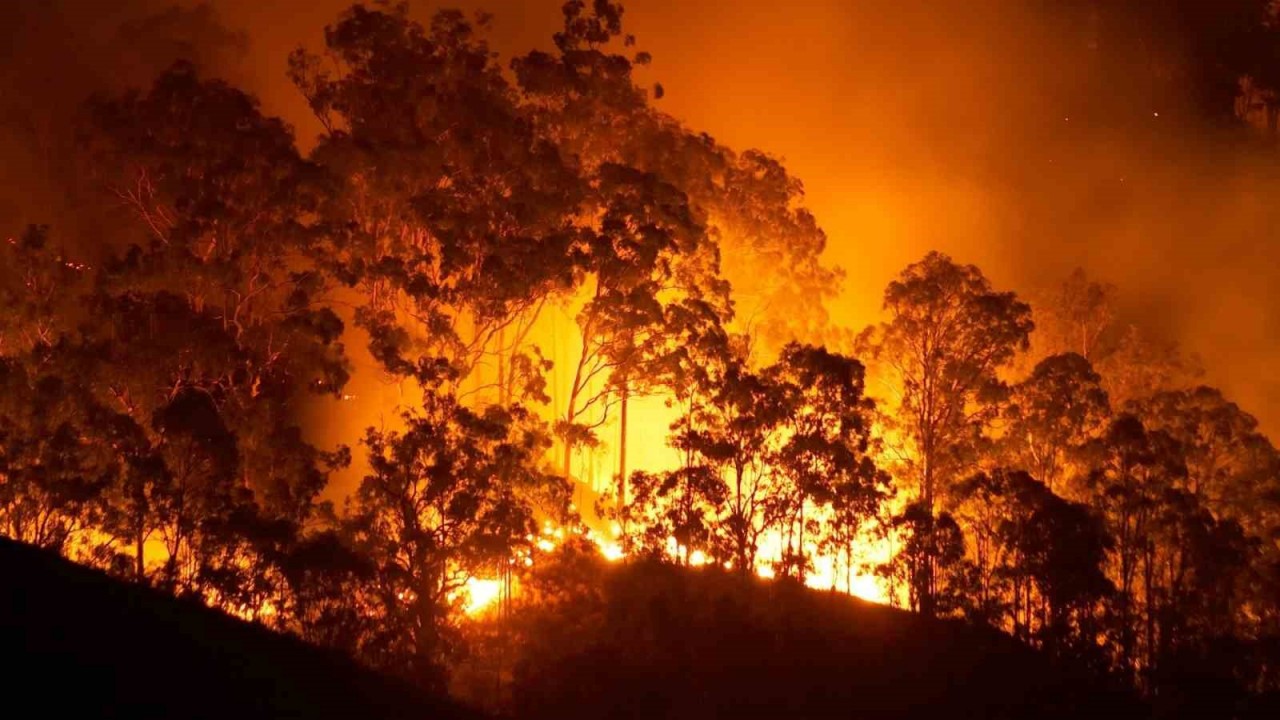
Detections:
[456, 518, 892, 620]
[752, 529, 892, 604]
[462, 578, 502, 615]
[596, 538, 625, 562]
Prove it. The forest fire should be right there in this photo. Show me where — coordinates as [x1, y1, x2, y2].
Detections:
[462, 578, 503, 615]
[3, 1, 1280, 718]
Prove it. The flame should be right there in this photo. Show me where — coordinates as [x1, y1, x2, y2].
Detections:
[592, 535, 625, 562]
[745, 528, 892, 604]
[462, 577, 503, 615]
[455, 516, 892, 621]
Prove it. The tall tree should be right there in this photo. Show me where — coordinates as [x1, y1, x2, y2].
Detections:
[1085, 414, 1186, 682]
[952, 469, 1113, 656]
[1001, 353, 1111, 495]
[514, 0, 839, 360]
[870, 251, 1033, 511]
[1033, 269, 1116, 362]
[1096, 325, 1202, 408]
[70, 63, 352, 610]
[290, 4, 582, 387]
[866, 252, 1031, 615]
[684, 355, 785, 573]
[556, 163, 727, 484]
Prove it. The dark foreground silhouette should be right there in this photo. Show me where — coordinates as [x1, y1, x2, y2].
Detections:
[0, 537, 1196, 720]
[494, 555, 1147, 720]
[0, 538, 477, 720]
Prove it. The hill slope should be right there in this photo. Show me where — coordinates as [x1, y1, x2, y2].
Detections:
[0, 537, 1146, 720]
[497, 556, 1142, 720]
[0, 538, 477, 720]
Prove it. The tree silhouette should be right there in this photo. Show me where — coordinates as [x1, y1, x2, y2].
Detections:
[1085, 413, 1185, 683]
[881, 501, 969, 617]
[556, 163, 724, 484]
[953, 469, 1112, 658]
[1131, 386, 1280, 536]
[290, 4, 582, 385]
[1001, 353, 1111, 495]
[767, 344, 885, 580]
[868, 251, 1032, 615]
[1032, 269, 1116, 362]
[345, 379, 568, 689]
[513, 0, 839, 358]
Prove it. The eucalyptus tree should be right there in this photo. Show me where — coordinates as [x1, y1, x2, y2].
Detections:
[866, 252, 1032, 615]
[290, 4, 584, 387]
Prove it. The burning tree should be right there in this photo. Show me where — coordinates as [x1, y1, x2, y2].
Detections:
[621, 342, 885, 579]
[865, 251, 1032, 615]
[344, 372, 569, 690]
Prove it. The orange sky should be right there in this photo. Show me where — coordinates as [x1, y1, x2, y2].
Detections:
[156, 0, 1280, 434]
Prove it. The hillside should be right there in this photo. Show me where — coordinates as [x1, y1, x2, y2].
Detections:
[0, 537, 1153, 720]
[492, 554, 1145, 720]
[0, 538, 477, 720]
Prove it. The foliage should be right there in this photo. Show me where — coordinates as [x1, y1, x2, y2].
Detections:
[344, 389, 568, 688]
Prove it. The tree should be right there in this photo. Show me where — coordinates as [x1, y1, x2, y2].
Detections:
[870, 251, 1034, 511]
[614, 325, 738, 564]
[1131, 386, 1280, 536]
[684, 355, 785, 573]
[867, 251, 1032, 616]
[0, 227, 104, 554]
[714, 150, 842, 355]
[618, 341, 884, 579]
[767, 344, 885, 581]
[952, 469, 1113, 658]
[67, 64, 354, 617]
[1085, 413, 1186, 682]
[290, 4, 582, 387]
[881, 501, 969, 617]
[1032, 268, 1116, 362]
[1096, 324, 1202, 408]
[0, 225, 89, 354]
[0, 357, 111, 553]
[513, 0, 840, 359]
[146, 386, 243, 594]
[624, 465, 727, 566]
[275, 528, 378, 657]
[556, 163, 725, 483]
[1001, 353, 1111, 495]
[344, 383, 569, 689]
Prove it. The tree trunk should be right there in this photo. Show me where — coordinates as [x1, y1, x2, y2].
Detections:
[735, 464, 749, 574]
[135, 526, 146, 583]
[497, 326, 506, 406]
[563, 337, 587, 482]
[618, 382, 628, 509]
[1144, 550, 1156, 686]
[797, 500, 805, 580]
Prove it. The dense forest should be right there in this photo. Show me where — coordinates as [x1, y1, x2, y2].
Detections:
[2, 0, 1280, 715]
